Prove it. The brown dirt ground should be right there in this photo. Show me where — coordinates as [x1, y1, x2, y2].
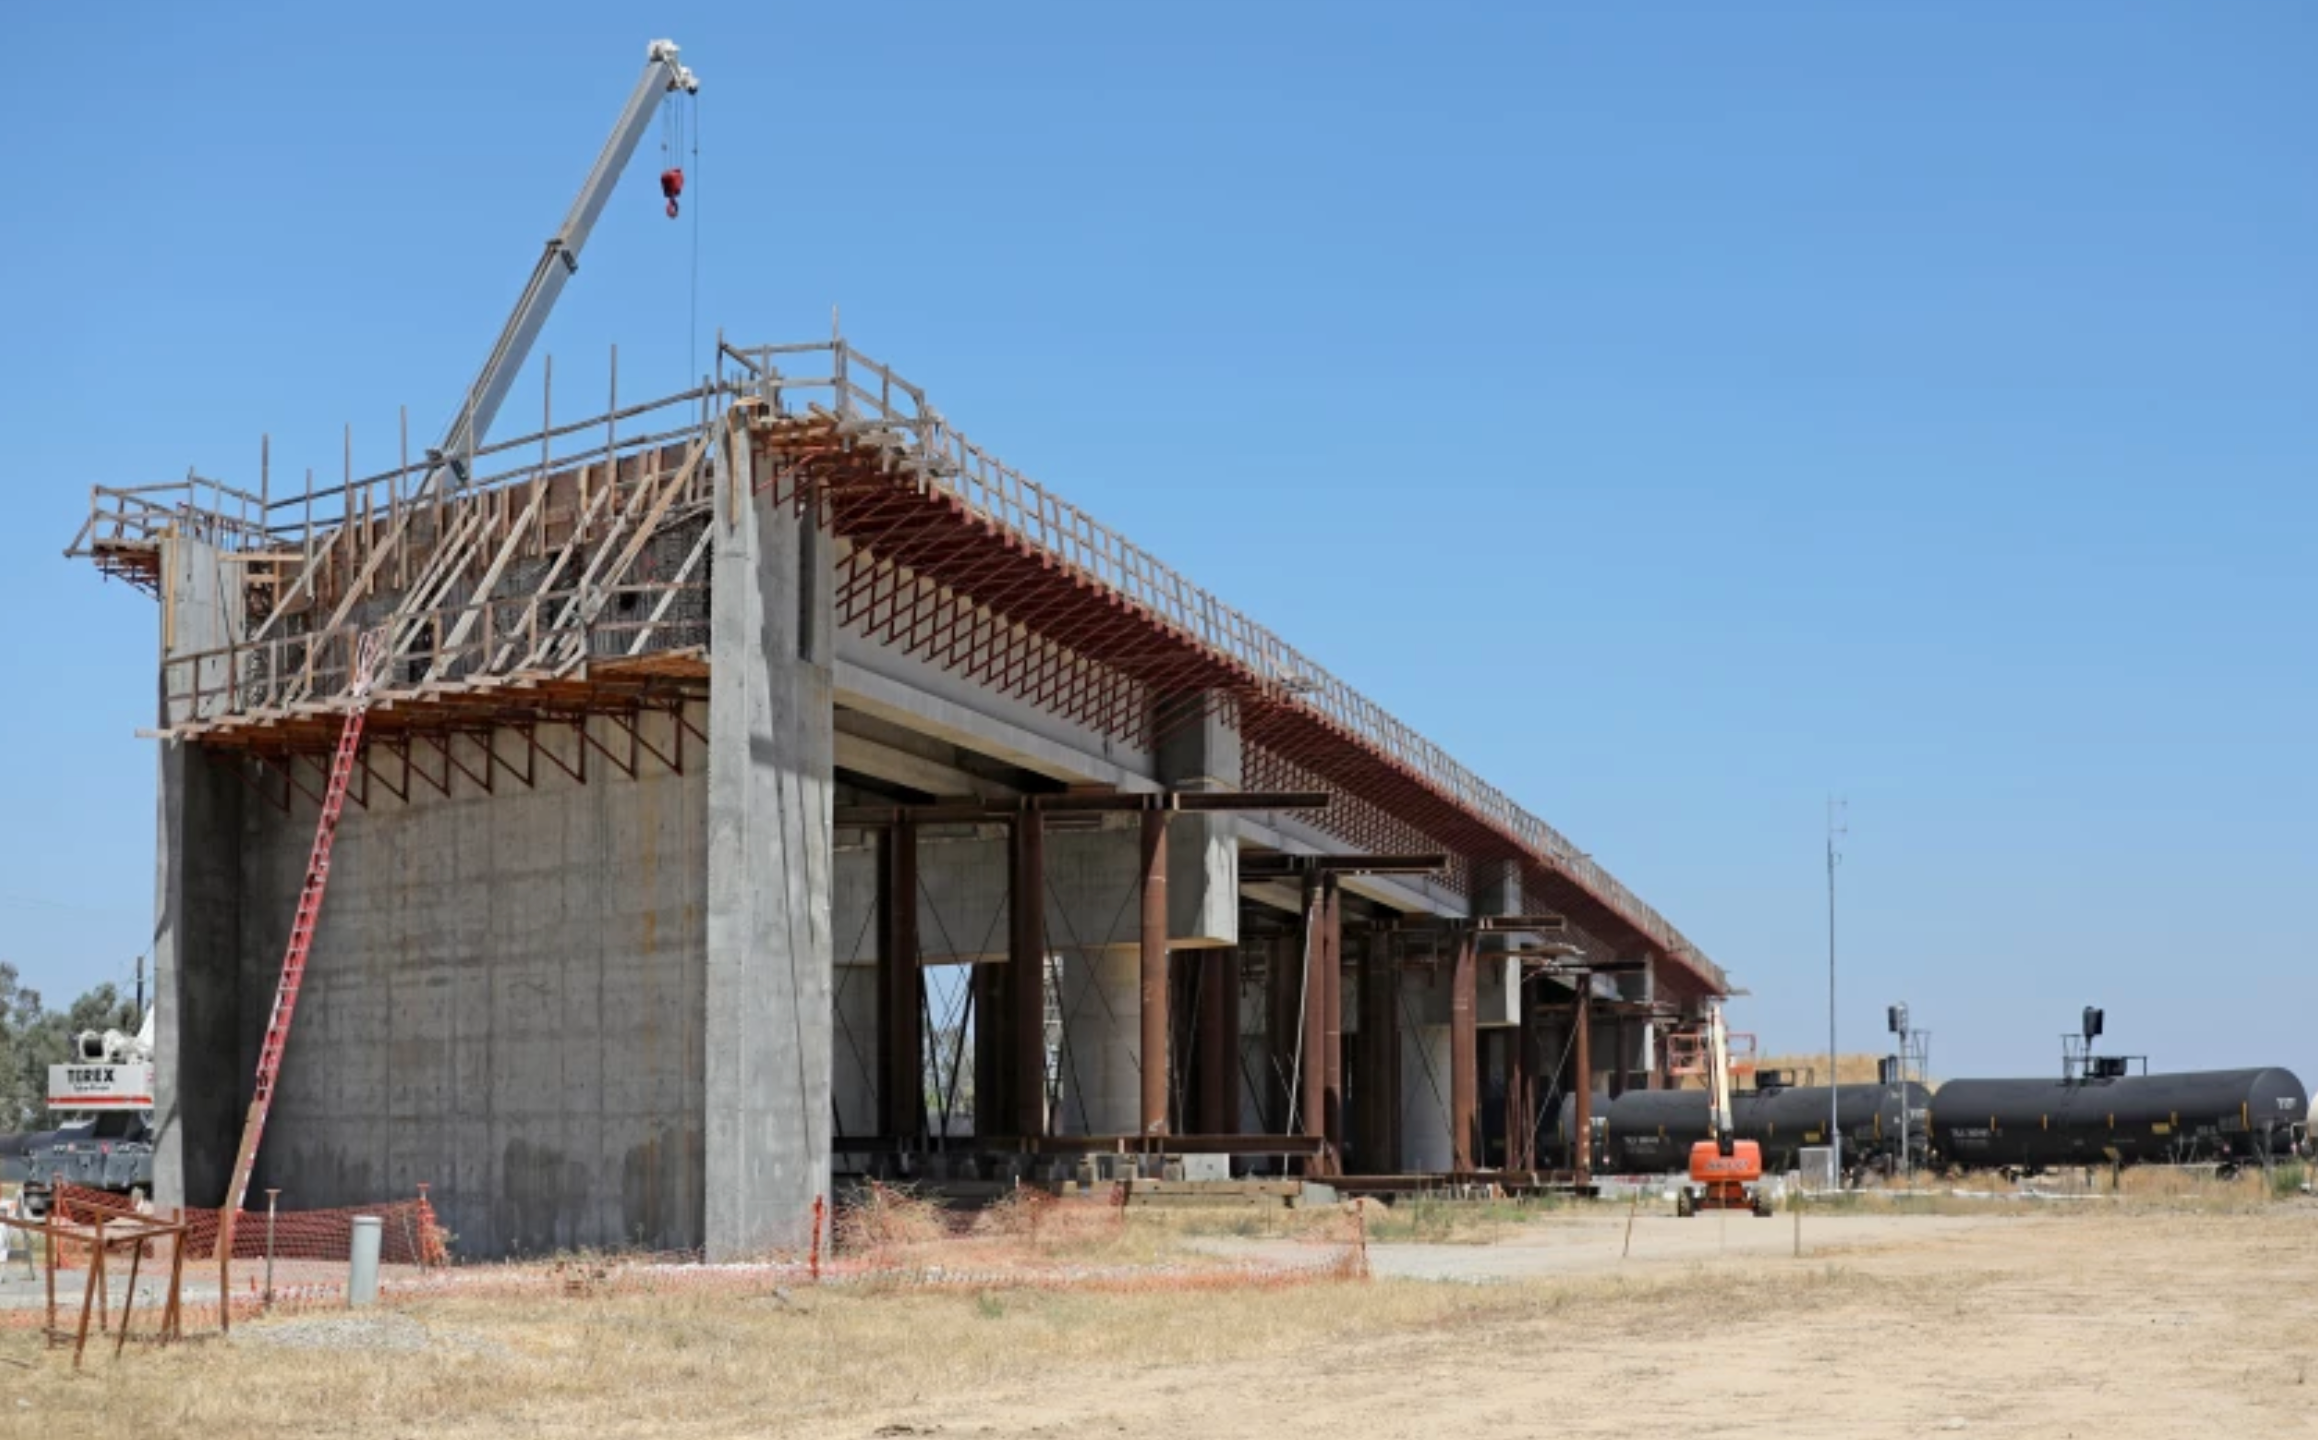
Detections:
[2, 1200, 2312, 1439]
[878, 1204, 2318, 1440]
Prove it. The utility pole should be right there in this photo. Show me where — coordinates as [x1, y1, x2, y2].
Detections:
[132, 954, 145, 1022]
[1826, 798, 1845, 1188]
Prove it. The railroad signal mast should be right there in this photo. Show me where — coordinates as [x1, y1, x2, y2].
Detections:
[1881, 1002, 1930, 1178]
[2061, 1006, 2145, 1083]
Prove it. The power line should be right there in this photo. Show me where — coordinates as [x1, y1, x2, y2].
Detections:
[0, 893, 138, 919]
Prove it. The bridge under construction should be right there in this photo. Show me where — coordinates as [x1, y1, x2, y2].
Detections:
[69, 336, 1728, 1258]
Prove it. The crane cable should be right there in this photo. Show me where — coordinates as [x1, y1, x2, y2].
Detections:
[688, 90, 701, 380]
[655, 85, 703, 379]
[658, 84, 690, 218]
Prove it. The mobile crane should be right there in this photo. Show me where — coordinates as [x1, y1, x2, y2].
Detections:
[432, 37, 699, 491]
[1677, 1001, 1775, 1217]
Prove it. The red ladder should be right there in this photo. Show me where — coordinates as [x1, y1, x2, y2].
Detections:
[219, 631, 383, 1230]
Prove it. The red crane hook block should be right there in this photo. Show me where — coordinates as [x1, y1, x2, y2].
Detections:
[660, 167, 686, 219]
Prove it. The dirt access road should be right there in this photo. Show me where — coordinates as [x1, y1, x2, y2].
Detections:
[843, 1205, 2318, 1440]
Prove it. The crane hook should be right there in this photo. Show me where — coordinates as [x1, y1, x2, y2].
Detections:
[660, 167, 686, 219]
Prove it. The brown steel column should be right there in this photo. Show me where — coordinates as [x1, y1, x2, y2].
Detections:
[1506, 968, 1535, 1171]
[1197, 947, 1238, 1134]
[1138, 806, 1170, 1136]
[879, 817, 924, 1140]
[1320, 880, 1343, 1158]
[1450, 930, 1478, 1173]
[1009, 810, 1047, 1139]
[1299, 875, 1327, 1155]
[1571, 982, 1593, 1183]
[1378, 930, 1401, 1172]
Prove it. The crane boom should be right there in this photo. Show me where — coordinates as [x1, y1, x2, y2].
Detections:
[430, 38, 699, 488]
[1706, 1001, 1735, 1154]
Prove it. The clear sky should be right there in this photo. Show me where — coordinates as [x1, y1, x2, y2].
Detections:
[1, 3, 2309, 1080]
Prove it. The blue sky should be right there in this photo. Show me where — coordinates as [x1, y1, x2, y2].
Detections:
[1, 3, 2310, 1079]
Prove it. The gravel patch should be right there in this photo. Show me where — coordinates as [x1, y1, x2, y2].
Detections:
[235, 1311, 506, 1358]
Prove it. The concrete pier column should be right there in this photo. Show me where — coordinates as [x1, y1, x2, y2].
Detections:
[706, 419, 835, 1258]
[1624, 958, 1660, 1090]
[1047, 823, 1150, 1136]
[1474, 859, 1532, 1170]
[1400, 970, 1453, 1173]
[1056, 946, 1140, 1135]
[151, 534, 248, 1211]
[1154, 697, 1239, 947]
[1137, 807, 1170, 1136]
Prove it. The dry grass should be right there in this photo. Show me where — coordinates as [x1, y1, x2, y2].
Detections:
[10, 1198, 2314, 1439]
[0, 1272, 1535, 1437]
[0, 1246, 1923, 1439]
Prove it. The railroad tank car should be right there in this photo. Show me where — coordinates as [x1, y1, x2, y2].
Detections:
[1930, 1067, 2306, 1173]
[1547, 1082, 1929, 1175]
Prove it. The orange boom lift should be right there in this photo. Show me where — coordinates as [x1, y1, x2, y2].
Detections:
[1679, 1002, 1774, 1218]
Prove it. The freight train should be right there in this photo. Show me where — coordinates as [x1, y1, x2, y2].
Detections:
[1548, 1065, 2308, 1182]
[1930, 1067, 2306, 1177]
[1549, 1078, 1930, 1180]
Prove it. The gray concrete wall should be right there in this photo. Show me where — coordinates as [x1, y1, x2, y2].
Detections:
[152, 534, 247, 1212]
[1054, 946, 1139, 1135]
[1155, 702, 1240, 949]
[705, 425, 835, 1259]
[241, 710, 708, 1258]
